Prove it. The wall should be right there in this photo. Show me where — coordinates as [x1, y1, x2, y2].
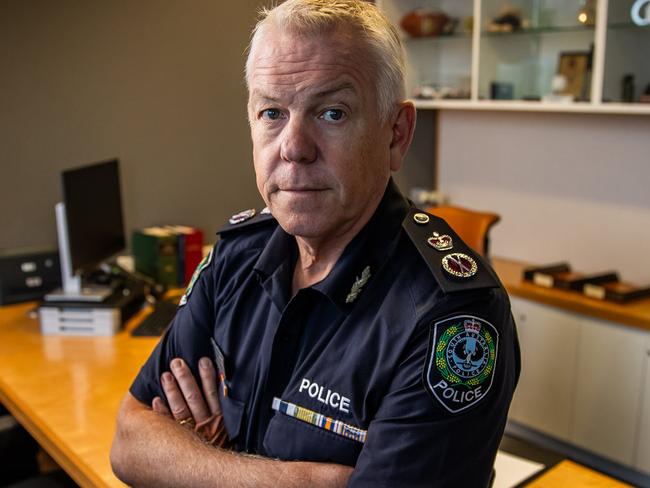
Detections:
[0, 0, 265, 250]
[438, 110, 650, 283]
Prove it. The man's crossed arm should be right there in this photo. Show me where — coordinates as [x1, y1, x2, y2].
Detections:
[110, 357, 353, 488]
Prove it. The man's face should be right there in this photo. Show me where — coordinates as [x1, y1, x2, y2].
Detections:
[247, 26, 397, 240]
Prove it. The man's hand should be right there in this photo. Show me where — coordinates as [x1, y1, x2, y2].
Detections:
[112, 359, 353, 487]
[152, 357, 230, 448]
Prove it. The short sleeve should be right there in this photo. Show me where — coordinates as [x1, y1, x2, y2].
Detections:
[348, 288, 520, 488]
[129, 244, 219, 405]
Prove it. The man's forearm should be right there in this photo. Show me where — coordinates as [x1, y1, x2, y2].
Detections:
[110, 393, 352, 488]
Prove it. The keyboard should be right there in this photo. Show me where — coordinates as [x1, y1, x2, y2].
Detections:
[131, 298, 180, 336]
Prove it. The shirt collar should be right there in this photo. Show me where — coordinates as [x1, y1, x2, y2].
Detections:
[254, 178, 410, 313]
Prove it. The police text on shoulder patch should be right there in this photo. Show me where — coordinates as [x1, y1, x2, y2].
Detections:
[179, 248, 213, 306]
[424, 315, 498, 413]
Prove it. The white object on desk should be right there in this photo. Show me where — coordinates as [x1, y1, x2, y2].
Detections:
[493, 450, 545, 488]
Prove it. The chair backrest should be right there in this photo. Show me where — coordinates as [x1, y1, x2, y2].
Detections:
[426, 205, 501, 257]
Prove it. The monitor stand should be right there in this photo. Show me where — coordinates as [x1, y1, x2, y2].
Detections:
[43, 203, 115, 303]
[44, 285, 113, 303]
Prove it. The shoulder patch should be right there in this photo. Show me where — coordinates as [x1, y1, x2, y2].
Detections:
[402, 207, 500, 293]
[179, 248, 213, 306]
[217, 207, 277, 238]
[423, 314, 499, 413]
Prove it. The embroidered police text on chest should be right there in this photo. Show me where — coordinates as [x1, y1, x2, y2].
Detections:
[299, 378, 351, 413]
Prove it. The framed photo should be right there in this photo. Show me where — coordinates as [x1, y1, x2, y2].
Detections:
[557, 51, 590, 100]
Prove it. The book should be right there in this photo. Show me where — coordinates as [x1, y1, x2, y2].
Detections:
[132, 227, 178, 286]
[165, 226, 204, 286]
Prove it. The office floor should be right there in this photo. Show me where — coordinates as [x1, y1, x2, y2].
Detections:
[0, 413, 76, 488]
[0, 414, 631, 488]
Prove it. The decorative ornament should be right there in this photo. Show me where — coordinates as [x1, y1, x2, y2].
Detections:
[441, 253, 477, 279]
[260, 206, 272, 215]
[427, 232, 453, 251]
[229, 208, 256, 225]
[413, 213, 430, 225]
[345, 266, 371, 304]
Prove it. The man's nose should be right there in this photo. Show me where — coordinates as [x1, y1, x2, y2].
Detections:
[280, 117, 317, 164]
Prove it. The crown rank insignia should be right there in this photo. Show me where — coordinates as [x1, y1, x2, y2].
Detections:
[464, 318, 482, 334]
[229, 208, 256, 225]
[427, 232, 453, 251]
[441, 253, 478, 279]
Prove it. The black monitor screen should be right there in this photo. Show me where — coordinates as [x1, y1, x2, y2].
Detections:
[62, 159, 125, 274]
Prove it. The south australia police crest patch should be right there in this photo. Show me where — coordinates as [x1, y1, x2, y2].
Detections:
[424, 315, 498, 413]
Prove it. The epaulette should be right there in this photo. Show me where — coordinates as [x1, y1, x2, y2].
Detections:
[217, 207, 277, 237]
[402, 207, 500, 294]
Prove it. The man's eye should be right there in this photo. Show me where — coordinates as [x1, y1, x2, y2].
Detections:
[261, 109, 282, 120]
[321, 109, 345, 122]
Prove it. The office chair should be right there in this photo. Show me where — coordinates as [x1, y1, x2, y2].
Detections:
[426, 205, 501, 258]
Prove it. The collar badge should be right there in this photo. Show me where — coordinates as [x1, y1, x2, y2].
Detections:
[260, 206, 272, 215]
[442, 253, 478, 279]
[229, 208, 256, 225]
[428, 232, 453, 251]
[345, 266, 371, 304]
[413, 213, 430, 225]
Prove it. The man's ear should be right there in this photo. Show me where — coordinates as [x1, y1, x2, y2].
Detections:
[389, 101, 417, 172]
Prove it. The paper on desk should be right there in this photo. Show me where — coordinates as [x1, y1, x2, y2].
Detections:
[493, 450, 545, 488]
[116, 255, 135, 272]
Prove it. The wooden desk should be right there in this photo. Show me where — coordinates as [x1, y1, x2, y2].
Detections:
[492, 257, 650, 332]
[0, 302, 157, 488]
[0, 286, 637, 488]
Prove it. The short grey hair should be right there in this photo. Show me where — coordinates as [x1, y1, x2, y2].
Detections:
[245, 0, 406, 120]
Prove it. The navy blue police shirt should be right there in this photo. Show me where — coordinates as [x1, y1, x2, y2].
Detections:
[130, 180, 520, 487]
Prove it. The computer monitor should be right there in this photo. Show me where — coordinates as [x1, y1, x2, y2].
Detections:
[45, 159, 126, 302]
[63, 159, 125, 273]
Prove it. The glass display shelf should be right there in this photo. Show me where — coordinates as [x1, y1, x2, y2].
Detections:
[482, 22, 648, 37]
[377, 0, 650, 114]
[403, 32, 473, 42]
[482, 24, 593, 36]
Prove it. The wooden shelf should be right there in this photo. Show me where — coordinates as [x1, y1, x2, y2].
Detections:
[492, 257, 650, 332]
[412, 99, 650, 115]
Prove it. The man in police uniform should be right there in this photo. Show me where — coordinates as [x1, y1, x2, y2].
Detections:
[110, 1, 520, 486]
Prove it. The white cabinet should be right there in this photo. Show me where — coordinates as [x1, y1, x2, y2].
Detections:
[377, 0, 650, 114]
[509, 297, 580, 440]
[636, 338, 650, 474]
[508, 296, 650, 470]
[572, 319, 647, 465]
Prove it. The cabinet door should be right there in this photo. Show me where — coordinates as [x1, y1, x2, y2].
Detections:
[479, 0, 598, 101]
[508, 297, 580, 441]
[602, 0, 650, 104]
[636, 337, 650, 474]
[572, 318, 648, 465]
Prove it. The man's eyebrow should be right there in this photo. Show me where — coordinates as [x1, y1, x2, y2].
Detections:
[313, 82, 357, 99]
[250, 83, 357, 104]
[250, 91, 280, 103]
